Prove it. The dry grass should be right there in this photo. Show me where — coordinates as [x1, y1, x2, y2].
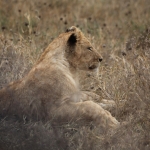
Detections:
[0, 0, 150, 149]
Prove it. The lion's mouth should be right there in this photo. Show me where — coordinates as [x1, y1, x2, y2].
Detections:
[88, 64, 98, 70]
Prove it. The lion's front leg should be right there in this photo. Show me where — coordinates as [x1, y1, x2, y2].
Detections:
[54, 101, 119, 129]
[75, 101, 120, 128]
[81, 91, 117, 110]
[80, 91, 100, 102]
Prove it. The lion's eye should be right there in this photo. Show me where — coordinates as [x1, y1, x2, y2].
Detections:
[87, 47, 92, 51]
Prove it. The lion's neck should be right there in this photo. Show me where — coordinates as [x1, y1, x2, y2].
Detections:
[69, 65, 79, 86]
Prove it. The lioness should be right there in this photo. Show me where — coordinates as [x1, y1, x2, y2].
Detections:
[0, 26, 119, 128]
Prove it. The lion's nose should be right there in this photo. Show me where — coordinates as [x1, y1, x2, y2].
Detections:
[99, 58, 103, 62]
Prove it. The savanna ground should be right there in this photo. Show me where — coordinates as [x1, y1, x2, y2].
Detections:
[0, 0, 150, 149]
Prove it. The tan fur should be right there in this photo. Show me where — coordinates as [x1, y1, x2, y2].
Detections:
[0, 26, 119, 128]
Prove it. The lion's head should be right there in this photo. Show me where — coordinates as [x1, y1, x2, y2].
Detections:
[65, 26, 103, 71]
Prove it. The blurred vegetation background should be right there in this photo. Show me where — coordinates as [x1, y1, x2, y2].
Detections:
[0, 0, 150, 150]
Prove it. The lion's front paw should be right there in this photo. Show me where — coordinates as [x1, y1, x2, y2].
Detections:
[99, 99, 117, 110]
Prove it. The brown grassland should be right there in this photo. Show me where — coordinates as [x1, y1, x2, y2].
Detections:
[0, 0, 150, 149]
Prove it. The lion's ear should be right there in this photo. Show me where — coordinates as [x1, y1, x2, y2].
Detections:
[67, 33, 77, 46]
[66, 26, 77, 33]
